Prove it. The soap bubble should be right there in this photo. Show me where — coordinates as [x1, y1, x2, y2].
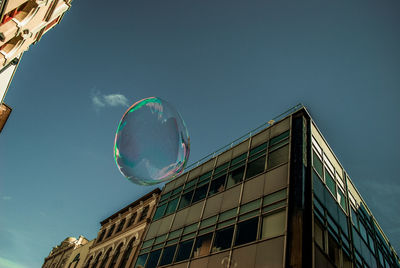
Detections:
[114, 97, 190, 185]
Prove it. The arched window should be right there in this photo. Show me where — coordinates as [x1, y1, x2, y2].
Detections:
[116, 218, 126, 233]
[83, 256, 92, 268]
[92, 252, 102, 268]
[106, 224, 115, 238]
[99, 248, 112, 268]
[109, 243, 123, 268]
[127, 212, 137, 227]
[118, 237, 136, 268]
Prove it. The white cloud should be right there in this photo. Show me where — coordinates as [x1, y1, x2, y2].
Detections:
[103, 94, 129, 107]
[1, 196, 11, 201]
[0, 256, 28, 268]
[91, 90, 129, 109]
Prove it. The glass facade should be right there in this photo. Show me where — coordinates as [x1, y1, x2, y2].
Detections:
[311, 128, 399, 268]
[133, 108, 399, 268]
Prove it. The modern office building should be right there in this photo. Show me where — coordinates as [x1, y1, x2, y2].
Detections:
[81, 188, 161, 268]
[132, 105, 399, 268]
[0, 0, 71, 132]
[42, 235, 90, 268]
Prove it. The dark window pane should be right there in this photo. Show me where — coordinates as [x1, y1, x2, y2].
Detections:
[97, 230, 105, 243]
[159, 245, 177, 266]
[145, 249, 161, 268]
[160, 191, 171, 202]
[106, 224, 115, 238]
[234, 217, 258, 246]
[99, 249, 111, 268]
[231, 153, 247, 166]
[215, 162, 229, 173]
[313, 171, 325, 203]
[212, 226, 234, 252]
[192, 184, 208, 203]
[185, 178, 197, 189]
[178, 190, 194, 210]
[165, 197, 179, 215]
[192, 233, 213, 258]
[172, 185, 183, 195]
[199, 171, 212, 182]
[325, 170, 336, 196]
[245, 156, 266, 179]
[270, 131, 289, 146]
[209, 175, 226, 196]
[175, 239, 194, 262]
[324, 187, 338, 222]
[338, 189, 347, 212]
[250, 143, 267, 156]
[226, 166, 245, 188]
[116, 218, 126, 233]
[139, 206, 150, 221]
[153, 203, 167, 221]
[135, 254, 148, 268]
[127, 212, 137, 227]
[328, 233, 340, 267]
[338, 209, 348, 237]
[314, 221, 324, 249]
[313, 152, 323, 177]
[267, 145, 288, 169]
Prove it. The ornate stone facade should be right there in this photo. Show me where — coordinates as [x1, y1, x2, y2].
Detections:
[42, 236, 89, 268]
[82, 188, 161, 268]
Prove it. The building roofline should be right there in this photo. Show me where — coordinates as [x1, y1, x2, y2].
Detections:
[100, 188, 161, 225]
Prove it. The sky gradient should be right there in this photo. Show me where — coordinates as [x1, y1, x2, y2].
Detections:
[0, 0, 399, 267]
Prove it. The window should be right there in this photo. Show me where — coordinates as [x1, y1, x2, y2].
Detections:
[343, 252, 352, 268]
[175, 239, 194, 262]
[209, 175, 226, 196]
[153, 204, 167, 221]
[267, 145, 288, 170]
[92, 252, 102, 268]
[337, 189, 347, 212]
[314, 221, 324, 249]
[116, 218, 126, 233]
[139, 206, 149, 221]
[325, 170, 336, 196]
[313, 152, 323, 177]
[178, 190, 194, 210]
[97, 230, 106, 243]
[159, 244, 177, 266]
[99, 248, 111, 268]
[83, 256, 92, 268]
[110, 243, 123, 267]
[127, 212, 137, 227]
[135, 254, 148, 268]
[327, 233, 340, 267]
[261, 210, 286, 239]
[146, 249, 162, 268]
[165, 197, 179, 215]
[106, 224, 115, 238]
[118, 238, 135, 268]
[192, 233, 213, 257]
[226, 166, 245, 188]
[245, 155, 266, 179]
[235, 217, 258, 246]
[212, 226, 234, 252]
[192, 184, 208, 203]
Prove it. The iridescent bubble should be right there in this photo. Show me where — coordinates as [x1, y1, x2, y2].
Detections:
[114, 97, 190, 185]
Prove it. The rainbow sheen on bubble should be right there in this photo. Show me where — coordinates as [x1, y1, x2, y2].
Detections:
[114, 97, 190, 185]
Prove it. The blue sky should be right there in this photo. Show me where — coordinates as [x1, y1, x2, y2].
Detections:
[0, 0, 399, 267]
